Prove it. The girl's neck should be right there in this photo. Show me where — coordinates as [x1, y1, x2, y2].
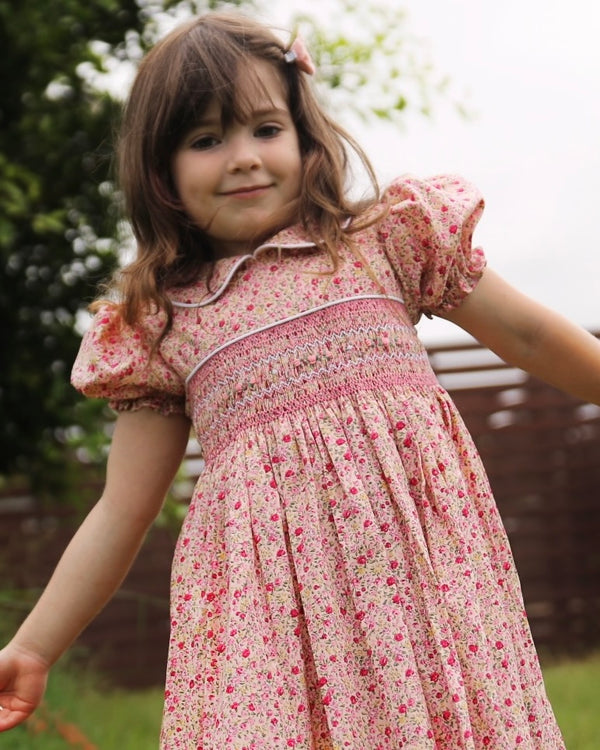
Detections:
[209, 216, 300, 260]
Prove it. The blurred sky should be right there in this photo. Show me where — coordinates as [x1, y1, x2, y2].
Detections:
[265, 0, 600, 343]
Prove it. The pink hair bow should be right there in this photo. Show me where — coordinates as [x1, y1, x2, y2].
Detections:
[283, 37, 316, 76]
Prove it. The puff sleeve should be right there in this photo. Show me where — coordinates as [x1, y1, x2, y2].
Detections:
[71, 304, 186, 416]
[377, 174, 486, 324]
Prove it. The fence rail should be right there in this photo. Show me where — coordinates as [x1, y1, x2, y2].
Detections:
[1, 334, 599, 686]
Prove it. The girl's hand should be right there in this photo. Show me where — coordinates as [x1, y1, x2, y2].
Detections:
[0, 643, 49, 731]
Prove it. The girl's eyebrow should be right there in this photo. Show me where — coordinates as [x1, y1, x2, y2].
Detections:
[195, 106, 290, 127]
[251, 106, 290, 118]
[193, 116, 220, 127]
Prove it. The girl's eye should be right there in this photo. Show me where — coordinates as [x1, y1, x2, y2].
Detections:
[255, 125, 281, 138]
[190, 135, 219, 150]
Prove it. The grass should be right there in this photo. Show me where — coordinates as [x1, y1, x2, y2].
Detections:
[543, 653, 600, 750]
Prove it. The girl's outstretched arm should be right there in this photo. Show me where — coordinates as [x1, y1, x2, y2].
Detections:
[0, 407, 190, 732]
[442, 267, 600, 405]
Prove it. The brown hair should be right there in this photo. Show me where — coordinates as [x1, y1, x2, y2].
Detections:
[108, 12, 382, 330]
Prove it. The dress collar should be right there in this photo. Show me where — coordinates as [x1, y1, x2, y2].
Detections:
[171, 223, 317, 308]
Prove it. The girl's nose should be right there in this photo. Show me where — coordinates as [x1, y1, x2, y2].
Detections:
[227, 135, 261, 172]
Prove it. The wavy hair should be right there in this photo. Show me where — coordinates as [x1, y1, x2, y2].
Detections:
[108, 12, 382, 329]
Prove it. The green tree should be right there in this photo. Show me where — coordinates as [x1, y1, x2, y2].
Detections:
[0, 0, 450, 499]
[0, 0, 144, 495]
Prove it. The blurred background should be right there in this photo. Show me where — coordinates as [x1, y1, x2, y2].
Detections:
[1, 1, 599, 747]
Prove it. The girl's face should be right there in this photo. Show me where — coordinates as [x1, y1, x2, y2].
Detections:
[171, 60, 302, 259]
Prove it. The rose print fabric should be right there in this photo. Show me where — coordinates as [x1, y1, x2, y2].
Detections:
[72, 175, 565, 749]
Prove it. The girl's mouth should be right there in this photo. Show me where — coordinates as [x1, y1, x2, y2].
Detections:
[222, 184, 271, 197]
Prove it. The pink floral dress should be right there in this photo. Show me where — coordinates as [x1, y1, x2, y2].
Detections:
[72, 176, 565, 749]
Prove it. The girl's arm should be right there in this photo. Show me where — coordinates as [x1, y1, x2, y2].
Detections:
[0, 407, 190, 731]
[442, 268, 600, 405]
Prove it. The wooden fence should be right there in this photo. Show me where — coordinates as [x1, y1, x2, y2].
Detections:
[1, 335, 599, 687]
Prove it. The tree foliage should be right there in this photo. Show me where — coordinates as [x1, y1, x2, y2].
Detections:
[291, 0, 450, 124]
[0, 0, 450, 498]
[0, 0, 142, 493]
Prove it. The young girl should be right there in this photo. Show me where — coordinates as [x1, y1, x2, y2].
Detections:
[1, 12, 598, 749]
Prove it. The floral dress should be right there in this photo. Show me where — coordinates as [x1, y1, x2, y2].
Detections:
[72, 175, 565, 749]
